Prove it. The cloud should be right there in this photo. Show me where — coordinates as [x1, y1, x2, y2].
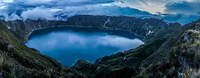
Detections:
[115, 0, 199, 14]
[165, 1, 200, 15]
[58, 4, 153, 18]
[175, 15, 200, 24]
[154, 13, 200, 25]
[21, 6, 54, 20]
[0, 0, 199, 25]
[12, 0, 116, 7]
[7, 13, 21, 20]
[0, 0, 118, 20]
[0, 0, 153, 20]
[115, 0, 168, 14]
[88, 5, 152, 17]
[0, 12, 21, 21]
[56, 0, 115, 6]
[0, 0, 116, 16]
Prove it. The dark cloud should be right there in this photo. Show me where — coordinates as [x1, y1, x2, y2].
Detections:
[56, 0, 115, 6]
[52, 5, 153, 19]
[86, 6, 153, 17]
[13, 0, 116, 7]
[0, 0, 117, 20]
[0, 0, 199, 25]
[1, 0, 116, 15]
[0, 0, 154, 20]
[119, 1, 124, 3]
[153, 13, 200, 25]
[170, 15, 200, 25]
[161, 14, 184, 22]
[165, 1, 200, 15]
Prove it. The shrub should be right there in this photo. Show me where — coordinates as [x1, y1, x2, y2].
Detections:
[0, 55, 4, 68]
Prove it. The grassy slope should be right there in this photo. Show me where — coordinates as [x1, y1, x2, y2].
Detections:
[0, 21, 82, 77]
[71, 19, 200, 78]
[136, 19, 200, 78]
[72, 39, 167, 78]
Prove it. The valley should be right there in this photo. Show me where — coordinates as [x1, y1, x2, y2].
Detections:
[2, 15, 199, 78]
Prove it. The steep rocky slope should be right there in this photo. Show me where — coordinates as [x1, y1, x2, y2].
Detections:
[134, 19, 200, 77]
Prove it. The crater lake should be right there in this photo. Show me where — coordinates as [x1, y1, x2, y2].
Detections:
[25, 27, 144, 67]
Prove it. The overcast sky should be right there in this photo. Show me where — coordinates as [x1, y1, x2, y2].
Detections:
[0, 0, 199, 24]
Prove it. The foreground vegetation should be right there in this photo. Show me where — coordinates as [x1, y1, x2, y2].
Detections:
[0, 21, 83, 78]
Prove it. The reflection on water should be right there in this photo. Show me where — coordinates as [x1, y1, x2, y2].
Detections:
[26, 27, 144, 67]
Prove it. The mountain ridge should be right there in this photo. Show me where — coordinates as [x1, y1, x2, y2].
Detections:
[0, 15, 186, 78]
[70, 17, 200, 78]
[3, 15, 181, 43]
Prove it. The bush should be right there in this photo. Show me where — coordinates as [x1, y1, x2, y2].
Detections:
[0, 55, 4, 68]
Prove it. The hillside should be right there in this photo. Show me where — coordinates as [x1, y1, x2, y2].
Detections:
[3, 15, 181, 43]
[72, 39, 167, 78]
[135, 19, 200, 78]
[71, 18, 200, 78]
[0, 21, 84, 78]
[0, 15, 185, 77]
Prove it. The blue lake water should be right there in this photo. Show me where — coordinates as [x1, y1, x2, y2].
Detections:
[25, 27, 144, 67]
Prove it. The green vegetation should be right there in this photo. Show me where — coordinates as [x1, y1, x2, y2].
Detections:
[138, 28, 200, 77]
[1, 15, 198, 78]
[169, 29, 200, 77]
[0, 21, 82, 77]
[172, 29, 200, 64]
[0, 53, 4, 68]
[72, 38, 167, 78]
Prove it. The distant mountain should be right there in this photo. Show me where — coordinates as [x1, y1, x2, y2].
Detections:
[3, 15, 181, 43]
[0, 15, 183, 77]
